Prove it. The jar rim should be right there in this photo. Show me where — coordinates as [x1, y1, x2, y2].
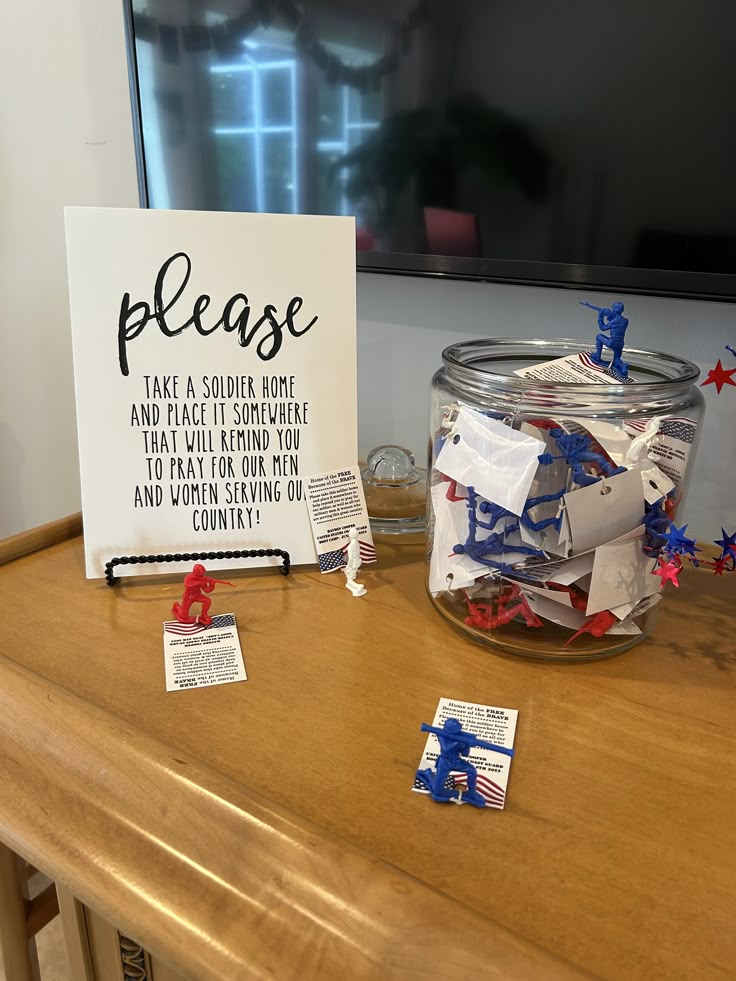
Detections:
[442, 337, 700, 391]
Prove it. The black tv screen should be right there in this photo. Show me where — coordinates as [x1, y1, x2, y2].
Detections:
[125, 0, 736, 300]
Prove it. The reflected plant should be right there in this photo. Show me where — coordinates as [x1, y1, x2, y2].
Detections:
[329, 91, 550, 237]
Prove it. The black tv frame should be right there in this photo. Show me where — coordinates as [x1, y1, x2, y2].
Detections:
[356, 251, 736, 302]
[122, 1, 736, 305]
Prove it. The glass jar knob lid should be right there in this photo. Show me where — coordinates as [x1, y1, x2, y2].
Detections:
[363, 445, 422, 487]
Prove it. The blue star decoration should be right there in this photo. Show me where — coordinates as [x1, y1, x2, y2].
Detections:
[664, 523, 699, 557]
[713, 528, 736, 558]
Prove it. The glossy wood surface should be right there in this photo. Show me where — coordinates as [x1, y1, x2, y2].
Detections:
[0, 514, 82, 567]
[0, 529, 734, 979]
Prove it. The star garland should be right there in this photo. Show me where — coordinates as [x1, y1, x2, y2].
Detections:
[653, 522, 736, 584]
[702, 345, 736, 393]
[673, 344, 736, 581]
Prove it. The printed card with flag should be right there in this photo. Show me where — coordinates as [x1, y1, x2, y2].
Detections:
[514, 351, 634, 385]
[412, 698, 518, 810]
[624, 416, 698, 486]
[305, 466, 376, 573]
[163, 613, 246, 691]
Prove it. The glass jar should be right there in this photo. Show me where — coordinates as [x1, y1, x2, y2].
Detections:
[427, 338, 704, 661]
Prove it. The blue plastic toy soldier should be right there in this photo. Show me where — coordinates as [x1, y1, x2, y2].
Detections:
[580, 300, 629, 377]
[415, 718, 514, 808]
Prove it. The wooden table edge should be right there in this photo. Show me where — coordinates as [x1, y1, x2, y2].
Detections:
[0, 513, 83, 566]
[0, 518, 595, 979]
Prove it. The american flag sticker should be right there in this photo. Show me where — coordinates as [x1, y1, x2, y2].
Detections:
[626, 416, 697, 445]
[318, 538, 377, 574]
[163, 613, 236, 635]
[578, 352, 634, 384]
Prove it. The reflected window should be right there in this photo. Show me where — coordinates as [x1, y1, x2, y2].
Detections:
[132, 8, 381, 224]
[313, 41, 381, 218]
[210, 32, 380, 218]
[211, 36, 298, 214]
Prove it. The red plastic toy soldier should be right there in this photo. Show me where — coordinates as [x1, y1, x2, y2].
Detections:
[565, 609, 618, 646]
[464, 584, 543, 630]
[171, 564, 233, 626]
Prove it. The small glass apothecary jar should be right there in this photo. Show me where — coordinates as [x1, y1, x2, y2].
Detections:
[427, 339, 704, 661]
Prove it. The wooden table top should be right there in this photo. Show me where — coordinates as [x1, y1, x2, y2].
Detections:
[0, 519, 734, 980]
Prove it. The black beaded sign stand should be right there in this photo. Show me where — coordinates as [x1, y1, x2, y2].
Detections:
[105, 548, 291, 586]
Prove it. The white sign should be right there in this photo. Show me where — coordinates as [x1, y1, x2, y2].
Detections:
[65, 207, 357, 578]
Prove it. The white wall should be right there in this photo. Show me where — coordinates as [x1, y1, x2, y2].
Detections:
[2, 0, 734, 544]
[0, 0, 139, 538]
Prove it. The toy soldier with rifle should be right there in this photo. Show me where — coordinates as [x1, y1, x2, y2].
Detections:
[415, 717, 514, 808]
[172, 563, 234, 626]
[580, 299, 630, 377]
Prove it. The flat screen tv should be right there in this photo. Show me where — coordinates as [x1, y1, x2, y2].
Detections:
[125, 0, 736, 301]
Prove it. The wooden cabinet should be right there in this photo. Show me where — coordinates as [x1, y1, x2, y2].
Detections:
[0, 517, 734, 979]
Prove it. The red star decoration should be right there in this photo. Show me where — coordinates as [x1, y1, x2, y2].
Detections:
[652, 556, 682, 588]
[713, 557, 728, 576]
[701, 359, 736, 394]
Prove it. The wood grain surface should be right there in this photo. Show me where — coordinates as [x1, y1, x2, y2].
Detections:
[0, 532, 734, 979]
[0, 514, 82, 566]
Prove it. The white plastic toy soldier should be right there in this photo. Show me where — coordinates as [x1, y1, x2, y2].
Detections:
[625, 417, 661, 466]
[344, 526, 367, 597]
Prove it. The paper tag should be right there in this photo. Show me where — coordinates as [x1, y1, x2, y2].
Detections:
[635, 462, 675, 505]
[586, 536, 659, 616]
[521, 590, 588, 630]
[563, 468, 644, 555]
[429, 484, 487, 593]
[549, 507, 571, 557]
[412, 698, 518, 810]
[163, 613, 246, 691]
[553, 419, 674, 504]
[305, 466, 376, 573]
[521, 587, 642, 635]
[505, 550, 595, 585]
[609, 590, 663, 621]
[607, 620, 642, 636]
[565, 418, 633, 465]
[498, 525, 550, 568]
[518, 580, 574, 607]
[522, 493, 569, 555]
[514, 352, 634, 385]
[435, 407, 544, 516]
[544, 550, 597, 584]
[518, 521, 543, 549]
[520, 422, 573, 553]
